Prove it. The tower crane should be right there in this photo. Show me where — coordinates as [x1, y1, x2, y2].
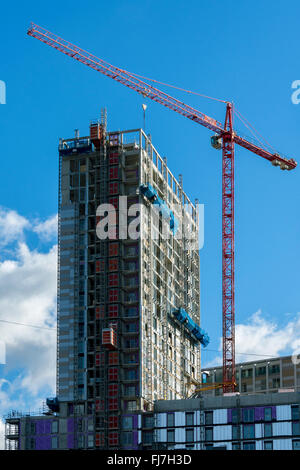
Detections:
[27, 23, 297, 393]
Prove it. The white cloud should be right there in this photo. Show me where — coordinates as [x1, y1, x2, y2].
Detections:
[0, 208, 58, 449]
[203, 309, 300, 368]
[33, 214, 58, 241]
[0, 208, 30, 247]
[235, 310, 300, 362]
[0, 242, 57, 393]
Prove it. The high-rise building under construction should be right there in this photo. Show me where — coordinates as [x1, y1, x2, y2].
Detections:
[4, 115, 209, 450]
[56, 114, 208, 447]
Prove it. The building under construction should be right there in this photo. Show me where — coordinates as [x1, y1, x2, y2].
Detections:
[4, 115, 209, 450]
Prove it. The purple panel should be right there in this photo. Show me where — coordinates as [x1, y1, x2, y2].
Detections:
[271, 406, 276, 419]
[35, 420, 44, 435]
[227, 409, 232, 423]
[35, 436, 43, 450]
[255, 407, 264, 421]
[67, 434, 74, 449]
[68, 418, 75, 432]
[36, 435, 51, 450]
[45, 420, 52, 434]
[35, 418, 53, 435]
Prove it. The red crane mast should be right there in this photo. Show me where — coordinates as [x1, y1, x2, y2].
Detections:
[27, 23, 297, 393]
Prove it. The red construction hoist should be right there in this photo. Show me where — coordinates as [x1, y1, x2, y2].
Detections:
[27, 23, 297, 393]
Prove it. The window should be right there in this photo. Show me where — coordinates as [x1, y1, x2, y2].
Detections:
[87, 434, 94, 448]
[108, 383, 118, 397]
[108, 258, 118, 272]
[95, 260, 104, 272]
[109, 289, 118, 302]
[142, 431, 153, 444]
[232, 442, 241, 450]
[292, 405, 300, 421]
[51, 420, 58, 433]
[186, 428, 194, 443]
[264, 407, 272, 421]
[95, 432, 104, 447]
[272, 378, 280, 388]
[124, 385, 136, 396]
[256, 366, 266, 376]
[292, 422, 300, 436]
[167, 429, 175, 443]
[122, 416, 133, 430]
[108, 351, 118, 365]
[269, 364, 280, 375]
[125, 369, 137, 380]
[108, 304, 118, 318]
[264, 423, 272, 438]
[121, 432, 133, 446]
[205, 427, 213, 441]
[108, 273, 118, 287]
[126, 401, 137, 412]
[264, 441, 273, 450]
[186, 412, 194, 426]
[77, 434, 84, 449]
[292, 440, 300, 450]
[243, 408, 254, 423]
[109, 243, 119, 257]
[109, 197, 119, 210]
[241, 368, 253, 378]
[205, 411, 213, 425]
[232, 425, 240, 440]
[108, 367, 118, 382]
[77, 418, 84, 432]
[167, 413, 175, 427]
[124, 353, 137, 364]
[231, 409, 239, 424]
[243, 424, 255, 439]
[26, 437, 36, 450]
[109, 182, 119, 195]
[109, 167, 119, 180]
[108, 398, 118, 411]
[96, 352, 105, 366]
[125, 322, 138, 333]
[108, 432, 118, 446]
[109, 153, 119, 165]
[143, 415, 154, 428]
[124, 307, 138, 317]
[243, 442, 255, 450]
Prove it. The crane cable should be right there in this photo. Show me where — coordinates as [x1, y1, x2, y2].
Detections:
[128, 70, 277, 156]
[128, 70, 228, 104]
[234, 107, 277, 154]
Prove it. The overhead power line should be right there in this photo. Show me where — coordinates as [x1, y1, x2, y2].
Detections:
[0, 319, 56, 331]
[0, 319, 282, 359]
[202, 347, 278, 359]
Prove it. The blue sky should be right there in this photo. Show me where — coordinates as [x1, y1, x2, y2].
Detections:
[0, 0, 300, 433]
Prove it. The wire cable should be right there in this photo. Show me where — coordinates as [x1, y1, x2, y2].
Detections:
[234, 107, 277, 153]
[0, 319, 56, 331]
[0, 321, 284, 359]
[202, 347, 279, 359]
[128, 70, 228, 104]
